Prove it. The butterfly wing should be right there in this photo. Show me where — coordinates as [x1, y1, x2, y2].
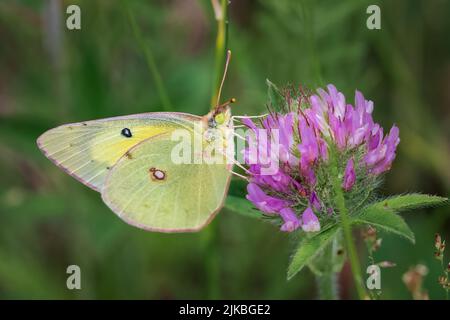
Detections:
[37, 112, 199, 192]
[101, 132, 232, 232]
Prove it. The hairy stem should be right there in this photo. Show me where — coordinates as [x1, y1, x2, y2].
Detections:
[316, 272, 338, 300]
[329, 147, 366, 300]
[316, 239, 339, 299]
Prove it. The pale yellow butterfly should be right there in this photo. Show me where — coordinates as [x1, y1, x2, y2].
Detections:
[37, 51, 236, 232]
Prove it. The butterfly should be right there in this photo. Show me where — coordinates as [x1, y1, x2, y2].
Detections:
[37, 51, 237, 233]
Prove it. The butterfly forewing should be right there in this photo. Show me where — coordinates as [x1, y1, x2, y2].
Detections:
[37, 112, 199, 191]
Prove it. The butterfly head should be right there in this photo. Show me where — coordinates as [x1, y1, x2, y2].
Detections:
[206, 97, 235, 129]
[201, 98, 235, 155]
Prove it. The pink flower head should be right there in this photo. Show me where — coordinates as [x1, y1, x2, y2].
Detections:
[242, 83, 399, 233]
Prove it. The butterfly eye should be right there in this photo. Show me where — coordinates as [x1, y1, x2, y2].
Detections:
[214, 113, 225, 125]
[121, 128, 132, 138]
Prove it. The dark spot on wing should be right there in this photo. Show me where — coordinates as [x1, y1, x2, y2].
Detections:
[82, 123, 87, 126]
[149, 167, 166, 181]
[121, 128, 132, 138]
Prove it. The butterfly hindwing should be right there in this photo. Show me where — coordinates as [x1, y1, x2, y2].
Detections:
[101, 132, 231, 232]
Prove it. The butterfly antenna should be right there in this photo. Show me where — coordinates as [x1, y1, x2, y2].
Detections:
[216, 50, 232, 108]
[217, 97, 236, 110]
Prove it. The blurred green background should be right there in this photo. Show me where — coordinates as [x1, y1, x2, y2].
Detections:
[0, 0, 449, 299]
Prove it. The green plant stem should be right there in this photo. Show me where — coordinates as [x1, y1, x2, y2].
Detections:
[329, 147, 366, 300]
[315, 240, 339, 299]
[123, 1, 172, 110]
[210, 0, 228, 107]
[316, 273, 338, 300]
[203, 0, 229, 300]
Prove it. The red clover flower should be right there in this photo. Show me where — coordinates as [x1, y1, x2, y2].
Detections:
[241, 84, 400, 233]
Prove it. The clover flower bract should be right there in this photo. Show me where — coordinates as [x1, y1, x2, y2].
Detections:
[242, 84, 400, 233]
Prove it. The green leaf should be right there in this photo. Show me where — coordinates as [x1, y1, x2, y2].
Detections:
[287, 226, 340, 280]
[352, 206, 415, 243]
[369, 194, 448, 213]
[224, 195, 262, 219]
